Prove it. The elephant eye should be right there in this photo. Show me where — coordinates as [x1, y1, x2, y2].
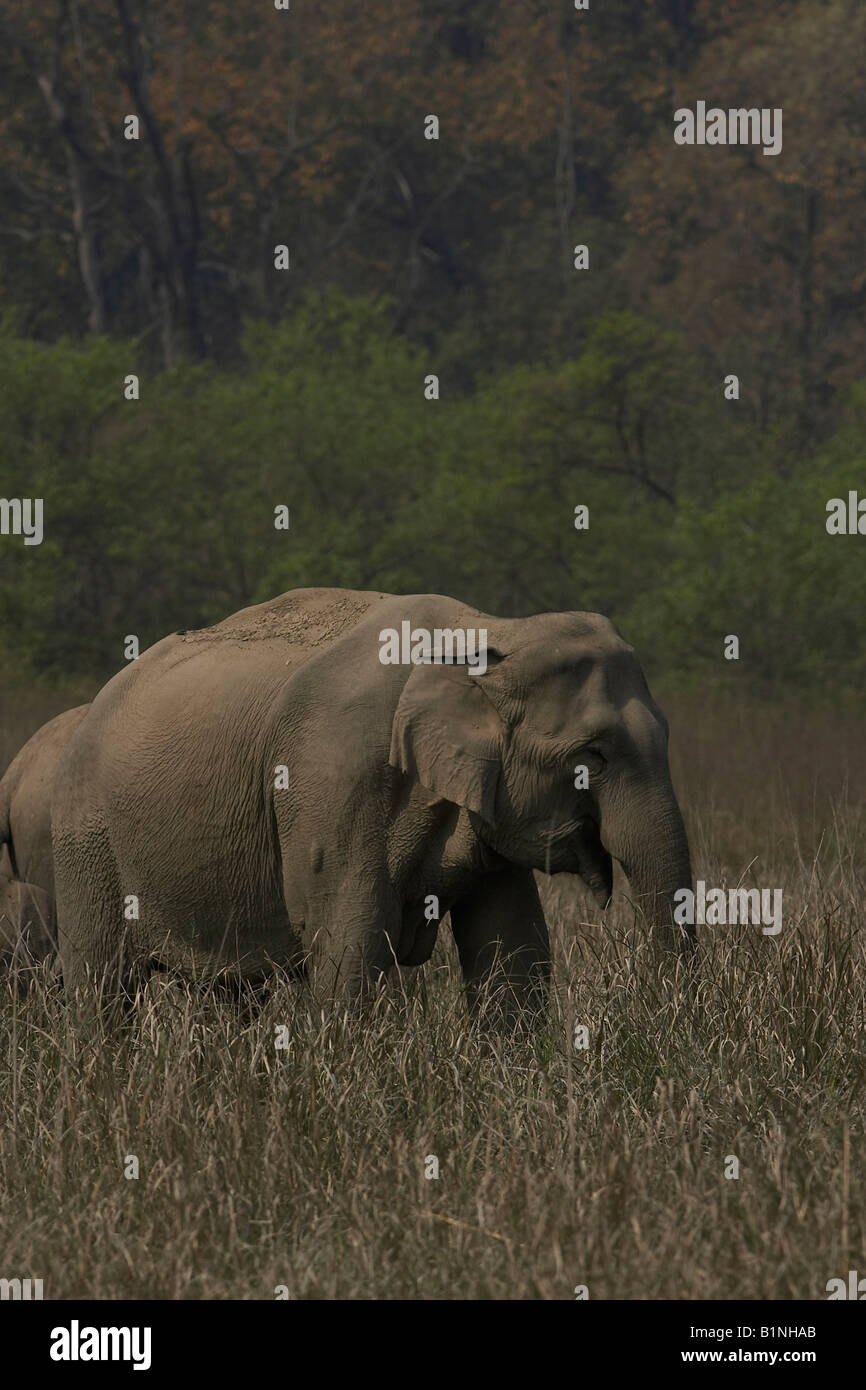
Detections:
[577, 747, 606, 775]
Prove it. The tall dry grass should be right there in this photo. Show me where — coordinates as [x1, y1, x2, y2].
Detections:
[0, 694, 863, 1298]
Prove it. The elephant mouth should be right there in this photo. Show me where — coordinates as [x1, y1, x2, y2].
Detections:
[568, 818, 614, 906]
[475, 813, 613, 905]
[521, 816, 612, 901]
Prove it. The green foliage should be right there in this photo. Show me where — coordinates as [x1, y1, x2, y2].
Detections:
[630, 423, 866, 695]
[0, 292, 862, 694]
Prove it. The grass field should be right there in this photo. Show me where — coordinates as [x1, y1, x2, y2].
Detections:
[1, 692, 863, 1299]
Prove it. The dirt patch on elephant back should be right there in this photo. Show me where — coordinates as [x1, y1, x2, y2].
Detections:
[176, 589, 391, 649]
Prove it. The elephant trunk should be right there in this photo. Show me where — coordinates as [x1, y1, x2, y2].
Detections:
[605, 782, 693, 955]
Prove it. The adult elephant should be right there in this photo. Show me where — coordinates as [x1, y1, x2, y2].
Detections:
[0, 704, 89, 974]
[52, 590, 692, 1015]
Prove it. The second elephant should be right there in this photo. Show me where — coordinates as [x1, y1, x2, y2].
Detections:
[0, 877, 54, 974]
[0, 704, 89, 973]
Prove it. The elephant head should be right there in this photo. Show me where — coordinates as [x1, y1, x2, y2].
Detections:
[389, 611, 693, 952]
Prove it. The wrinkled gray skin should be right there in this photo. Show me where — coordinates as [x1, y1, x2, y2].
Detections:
[0, 705, 90, 974]
[53, 590, 692, 1017]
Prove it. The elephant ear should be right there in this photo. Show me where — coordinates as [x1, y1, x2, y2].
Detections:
[389, 660, 504, 822]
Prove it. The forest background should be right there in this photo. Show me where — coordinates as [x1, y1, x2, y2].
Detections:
[0, 0, 863, 699]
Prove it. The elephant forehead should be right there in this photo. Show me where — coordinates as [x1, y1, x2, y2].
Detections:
[498, 637, 638, 698]
[499, 620, 633, 676]
[501, 653, 654, 746]
[513, 610, 625, 644]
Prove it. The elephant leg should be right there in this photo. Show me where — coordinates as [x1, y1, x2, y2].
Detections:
[0, 879, 55, 981]
[449, 866, 550, 1024]
[0, 877, 25, 966]
[296, 876, 402, 1006]
[54, 826, 134, 1010]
